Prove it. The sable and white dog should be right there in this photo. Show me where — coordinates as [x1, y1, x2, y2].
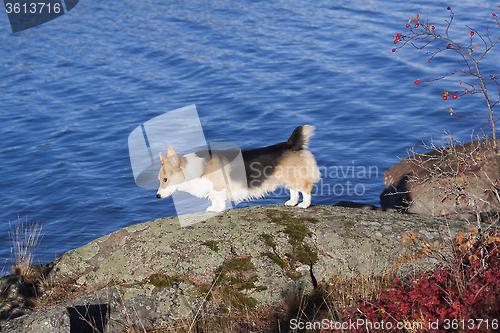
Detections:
[156, 125, 321, 212]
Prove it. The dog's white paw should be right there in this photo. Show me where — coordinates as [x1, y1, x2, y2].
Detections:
[285, 200, 297, 206]
[206, 206, 224, 213]
[297, 202, 310, 209]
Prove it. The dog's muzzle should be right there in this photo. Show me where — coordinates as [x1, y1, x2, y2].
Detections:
[156, 193, 162, 198]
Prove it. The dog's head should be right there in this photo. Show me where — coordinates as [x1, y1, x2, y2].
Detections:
[156, 147, 186, 199]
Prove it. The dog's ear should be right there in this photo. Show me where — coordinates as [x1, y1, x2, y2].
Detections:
[159, 152, 167, 165]
[167, 147, 180, 168]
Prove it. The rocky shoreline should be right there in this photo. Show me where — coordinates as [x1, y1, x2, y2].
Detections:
[4, 139, 500, 332]
[0, 204, 480, 333]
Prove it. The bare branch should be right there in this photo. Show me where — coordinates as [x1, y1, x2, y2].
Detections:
[394, 8, 500, 145]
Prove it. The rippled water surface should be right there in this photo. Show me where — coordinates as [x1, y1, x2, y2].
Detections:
[1, 0, 499, 272]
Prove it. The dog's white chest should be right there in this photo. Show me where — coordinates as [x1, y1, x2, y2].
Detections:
[180, 177, 216, 198]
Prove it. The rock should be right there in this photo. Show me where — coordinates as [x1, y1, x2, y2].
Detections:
[0, 275, 32, 322]
[380, 139, 500, 218]
[4, 282, 28, 302]
[0, 302, 32, 321]
[1, 276, 24, 300]
[1, 205, 477, 332]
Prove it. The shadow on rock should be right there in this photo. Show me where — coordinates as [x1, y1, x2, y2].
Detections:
[67, 304, 108, 333]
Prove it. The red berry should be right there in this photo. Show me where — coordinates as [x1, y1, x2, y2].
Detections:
[447, 6, 451, 10]
[414, 23, 419, 28]
[394, 39, 398, 44]
[396, 33, 402, 39]
[392, 48, 396, 52]
[452, 95, 458, 99]
[431, 25, 435, 30]
[471, 31, 475, 36]
[415, 80, 421, 84]
[493, 13, 497, 17]
[447, 44, 452, 48]
[443, 95, 448, 100]
[406, 24, 410, 28]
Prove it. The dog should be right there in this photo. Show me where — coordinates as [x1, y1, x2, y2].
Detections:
[156, 125, 321, 212]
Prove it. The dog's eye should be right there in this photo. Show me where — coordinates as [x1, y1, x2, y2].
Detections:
[163, 178, 168, 182]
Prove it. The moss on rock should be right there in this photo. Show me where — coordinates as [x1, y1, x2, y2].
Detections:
[145, 273, 180, 289]
[201, 240, 220, 252]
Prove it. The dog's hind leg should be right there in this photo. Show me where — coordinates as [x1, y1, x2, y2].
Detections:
[297, 193, 311, 208]
[285, 188, 299, 206]
[297, 183, 313, 208]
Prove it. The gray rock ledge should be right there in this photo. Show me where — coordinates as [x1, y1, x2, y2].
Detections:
[2, 204, 480, 332]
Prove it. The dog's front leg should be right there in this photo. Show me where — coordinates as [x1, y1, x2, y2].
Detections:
[206, 199, 226, 212]
[206, 189, 227, 212]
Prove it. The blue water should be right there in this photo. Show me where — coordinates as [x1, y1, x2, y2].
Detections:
[1, 0, 498, 273]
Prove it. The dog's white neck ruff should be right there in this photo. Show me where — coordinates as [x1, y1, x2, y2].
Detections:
[181, 153, 205, 182]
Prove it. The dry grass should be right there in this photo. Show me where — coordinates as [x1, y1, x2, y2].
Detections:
[9, 218, 43, 280]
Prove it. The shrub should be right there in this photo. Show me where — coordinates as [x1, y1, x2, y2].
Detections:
[336, 231, 500, 332]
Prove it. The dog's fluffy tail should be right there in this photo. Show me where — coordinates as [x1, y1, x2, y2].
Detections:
[287, 125, 315, 150]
